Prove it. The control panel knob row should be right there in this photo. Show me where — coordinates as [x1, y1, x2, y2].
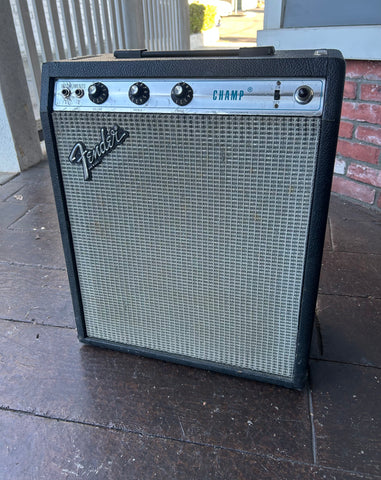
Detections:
[87, 81, 195, 106]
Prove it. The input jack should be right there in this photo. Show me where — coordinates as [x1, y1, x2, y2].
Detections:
[61, 88, 71, 98]
[74, 88, 84, 98]
[294, 85, 314, 105]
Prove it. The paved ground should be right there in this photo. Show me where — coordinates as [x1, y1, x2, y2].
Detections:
[217, 10, 264, 47]
[0, 160, 380, 479]
[200, 9, 264, 49]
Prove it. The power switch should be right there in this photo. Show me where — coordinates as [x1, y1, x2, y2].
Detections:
[274, 90, 281, 101]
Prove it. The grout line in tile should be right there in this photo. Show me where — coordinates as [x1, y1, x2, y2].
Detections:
[325, 248, 381, 255]
[309, 357, 381, 370]
[323, 251, 381, 258]
[0, 404, 308, 464]
[318, 292, 381, 301]
[2, 317, 380, 370]
[1, 405, 380, 479]
[313, 312, 324, 357]
[2, 317, 378, 371]
[1, 184, 25, 202]
[5, 214, 33, 231]
[0, 260, 66, 271]
[307, 380, 317, 465]
[328, 216, 334, 252]
[0, 316, 75, 330]
[7, 227, 60, 233]
[6, 202, 49, 230]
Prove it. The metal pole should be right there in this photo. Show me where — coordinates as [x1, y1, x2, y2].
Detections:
[122, 0, 145, 49]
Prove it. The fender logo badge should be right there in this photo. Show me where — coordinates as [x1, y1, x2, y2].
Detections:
[68, 124, 129, 181]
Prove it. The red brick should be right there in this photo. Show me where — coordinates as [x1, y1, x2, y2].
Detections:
[377, 195, 381, 210]
[346, 60, 381, 80]
[344, 81, 357, 99]
[336, 139, 380, 164]
[347, 163, 381, 187]
[360, 83, 381, 102]
[355, 125, 381, 146]
[331, 176, 375, 204]
[341, 101, 381, 125]
[339, 121, 354, 139]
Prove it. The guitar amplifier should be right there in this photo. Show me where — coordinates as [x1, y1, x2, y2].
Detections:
[41, 48, 345, 389]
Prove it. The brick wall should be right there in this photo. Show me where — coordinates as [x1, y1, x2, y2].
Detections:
[332, 60, 381, 211]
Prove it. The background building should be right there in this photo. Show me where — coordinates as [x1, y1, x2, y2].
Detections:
[258, 0, 381, 211]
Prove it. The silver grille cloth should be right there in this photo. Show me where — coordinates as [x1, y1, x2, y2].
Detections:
[53, 112, 320, 379]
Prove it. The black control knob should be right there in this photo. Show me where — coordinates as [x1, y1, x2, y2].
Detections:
[129, 82, 150, 105]
[171, 82, 193, 106]
[88, 82, 109, 104]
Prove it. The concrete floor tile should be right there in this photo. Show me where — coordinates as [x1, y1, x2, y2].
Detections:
[311, 295, 381, 367]
[0, 201, 29, 229]
[310, 360, 381, 476]
[0, 228, 65, 269]
[4, 180, 55, 209]
[329, 195, 380, 224]
[15, 160, 51, 184]
[0, 319, 313, 463]
[0, 178, 25, 202]
[0, 172, 19, 185]
[8, 203, 60, 232]
[319, 251, 381, 298]
[1, 410, 375, 480]
[330, 219, 381, 255]
[324, 219, 333, 251]
[0, 263, 74, 327]
[328, 198, 381, 254]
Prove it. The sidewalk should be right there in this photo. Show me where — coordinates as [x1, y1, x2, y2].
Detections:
[218, 10, 264, 47]
[200, 9, 264, 48]
[0, 160, 380, 479]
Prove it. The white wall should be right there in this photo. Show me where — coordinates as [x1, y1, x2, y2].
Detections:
[257, 0, 381, 60]
[0, 88, 20, 173]
[258, 25, 381, 61]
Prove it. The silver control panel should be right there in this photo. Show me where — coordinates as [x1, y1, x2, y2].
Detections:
[53, 78, 325, 116]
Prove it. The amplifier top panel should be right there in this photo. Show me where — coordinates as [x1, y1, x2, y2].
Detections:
[42, 48, 345, 123]
[53, 78, 325, 116]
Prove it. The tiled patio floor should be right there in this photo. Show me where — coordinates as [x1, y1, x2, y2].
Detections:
[0, 160, 380, 479]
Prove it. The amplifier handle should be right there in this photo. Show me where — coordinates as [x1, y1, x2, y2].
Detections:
[113, 46, 275, 59]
